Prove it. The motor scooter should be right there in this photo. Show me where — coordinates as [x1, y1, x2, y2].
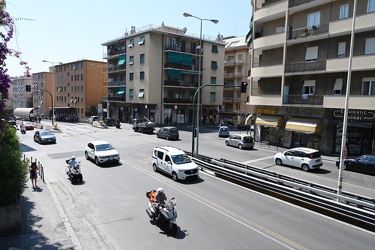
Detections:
[65, 159, 83, 184]
[115, 121, 121, 129]
[20, 125, 26, 134]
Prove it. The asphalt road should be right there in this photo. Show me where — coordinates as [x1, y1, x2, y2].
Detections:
[19, 121, 375, 249]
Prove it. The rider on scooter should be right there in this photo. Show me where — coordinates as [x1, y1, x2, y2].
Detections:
[154, 187, 167, 219]
[68, 156, 78, 171]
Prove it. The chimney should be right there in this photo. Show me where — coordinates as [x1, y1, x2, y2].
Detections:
[130, 26, 136, 34]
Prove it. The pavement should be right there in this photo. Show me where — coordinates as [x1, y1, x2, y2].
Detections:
[0, 121, 337, 250]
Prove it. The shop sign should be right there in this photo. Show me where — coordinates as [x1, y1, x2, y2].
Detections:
[256, 106, 277, 115]
[333, 109, 375, 121]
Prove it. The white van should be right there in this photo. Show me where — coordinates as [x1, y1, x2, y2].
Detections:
[152, 146, 199, 181]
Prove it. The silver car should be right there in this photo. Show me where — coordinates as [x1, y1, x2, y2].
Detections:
[225, 134, 254, 150]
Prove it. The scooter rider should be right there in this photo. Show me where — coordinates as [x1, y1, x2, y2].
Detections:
[154, 187, 167, 219]
[68, 156, 78, 171]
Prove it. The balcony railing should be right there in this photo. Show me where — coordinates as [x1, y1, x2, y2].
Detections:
[164, 80, 197, 88]
[164, 44, 199, 55]
[289, 0, 314, 8]
[283, 94, 323, 105]
[289, 23, 329, 40]
[106, 96, 126, 102]
[164, 97, 193, 104]
[285, 59, 326, 73]
[108, 81, 126, 87]
[164, 62, 199, 71]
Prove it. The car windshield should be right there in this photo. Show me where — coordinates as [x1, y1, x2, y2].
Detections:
[96, 143, 114, 151]
[242, 136, 253, 143]
[40, 131, 53, 136]
[171, 154, 192, 164]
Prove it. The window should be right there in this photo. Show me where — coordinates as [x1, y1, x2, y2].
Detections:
[338, 42, 346, 57]
[305, 46, 318, 62]
[140, 71, 145, 81]
[362, 78, 375, 95]
[210, 77, 216, 84]
[138, 89, 145, 98]
[118, 55, 126, 66]
[364, 37, 375, 55]
[210, 92, 216, 101]
[140, 53, 145, 63]
[128, 39, 134, 48]
[238, 54, 243, 61]
[211, 45, 218, 53]
[368, 0, 375, 12]
[276, 26, 285, 33]
[302, 80, 316, 95]
[81, 74, 83, 80]
[211, 61, 218, 69]
[333, 79, 343, 95]
[307, 11, 320, 28]
[129, 89, 134, 98]
[129, 56, 134, 65]
[340, 4, 349, 19]
[138, 36, 145, 45]
[129, 72, 134, 81]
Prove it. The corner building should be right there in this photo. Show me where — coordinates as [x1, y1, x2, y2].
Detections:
[102, 23, 225, 125]
[250, 0, 375, 155]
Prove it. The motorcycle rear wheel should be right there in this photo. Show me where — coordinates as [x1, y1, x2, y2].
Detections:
[169, 223, 178, 235]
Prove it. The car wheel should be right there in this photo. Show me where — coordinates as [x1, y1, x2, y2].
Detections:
[34, 137, 37, 142]
[238, 144, 243, 150]
[153, 164, 158, 172]
[301, 164, 310, 172]
[343, 163, 347, 170]
[166, 135, 170, 140]
[85, 152, 89, 160]
[225, 141, 229, 146]
[156, 133, 160, 138]
[275, 158, 282, 165]
[95, 157, 100, 166]
[172, 172, 178, 182]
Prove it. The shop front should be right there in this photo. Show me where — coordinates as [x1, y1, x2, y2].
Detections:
[255, 115, 283, 144]
[284, 118, 321, 149]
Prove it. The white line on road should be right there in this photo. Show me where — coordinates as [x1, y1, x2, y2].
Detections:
[242, 155, 275, 165]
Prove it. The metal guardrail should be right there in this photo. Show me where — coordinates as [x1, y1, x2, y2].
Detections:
[186, 152, 375, 231]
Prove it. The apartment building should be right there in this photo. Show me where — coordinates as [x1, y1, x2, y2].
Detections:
[7, 77, 33, 110]
[222, 35, 252, 124]
[250, 0, 375, 155]
[32, 60, 107, 121]
[101, 23, 225, 124]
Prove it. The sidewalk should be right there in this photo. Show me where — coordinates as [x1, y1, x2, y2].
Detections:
[0, 177, 76, 249]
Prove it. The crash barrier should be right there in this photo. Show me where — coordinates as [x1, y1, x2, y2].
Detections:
[28, 156, 45, 183]
[187, 152, 375, 232]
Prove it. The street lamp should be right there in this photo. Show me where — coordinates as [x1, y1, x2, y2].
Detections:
[183, 12, 219, 157]
[42, 60, 63, 126]
[91, 64, 106, 121]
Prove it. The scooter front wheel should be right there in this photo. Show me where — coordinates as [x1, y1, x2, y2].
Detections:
[169, 223, 178, 235]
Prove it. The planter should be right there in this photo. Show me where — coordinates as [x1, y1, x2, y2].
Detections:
[0, 197, 21, 234]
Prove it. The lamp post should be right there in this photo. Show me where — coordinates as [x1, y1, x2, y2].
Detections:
[183, 12, 219, 157]
[91, 64, 106, 121]
[42, 60, 62, 126]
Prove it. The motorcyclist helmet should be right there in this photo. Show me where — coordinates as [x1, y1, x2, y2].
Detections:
[71, 156, 76, 160]
[157, 187, 164, 194]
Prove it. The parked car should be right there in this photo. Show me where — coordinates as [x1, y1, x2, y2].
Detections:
[8, 118, 16, 125]
[156, 126, 179, 140]
[85, 140, 120, 166]
[88, 116, 98, 124]
[152, 146, 199, 181]
[104, 117, 116, 126]
[274, 147, 323, 172]
[218, 126, 230, 137]
[336, 154, 375, 175]
[225, 134, 254, 149]
[34, 129, 56, 144]
[22, 121, 34, 130]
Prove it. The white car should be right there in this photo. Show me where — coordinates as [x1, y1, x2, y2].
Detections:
[274, 147, 323, 171]
[85, 140, 120, 166]
[152, 146, 199, 181]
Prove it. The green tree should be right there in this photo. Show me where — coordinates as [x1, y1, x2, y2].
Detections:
[85, 105, 98, 116]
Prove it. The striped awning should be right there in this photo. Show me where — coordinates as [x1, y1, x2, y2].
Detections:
[285, 118, 321, 134]
[255, 116, 282, 127]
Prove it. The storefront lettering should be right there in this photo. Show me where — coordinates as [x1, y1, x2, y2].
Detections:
[333, 109, 375, 121]
[256, 107, 277, 115]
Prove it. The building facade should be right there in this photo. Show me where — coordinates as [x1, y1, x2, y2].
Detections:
[7, 77, 33, 110]
[101, 23, 225, 125]
[250, 0, 375, 155]
[222, 35, 252, 125]
[32, 60, 107, 121]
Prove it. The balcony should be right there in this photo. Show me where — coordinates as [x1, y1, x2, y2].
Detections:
[164, 44, 198, 55]
[164, 80, 197, 88]
[108, 81, 126, 87]
[249, 95, 283, 106]
[326, 54, 375, 73]
[285, 59, 326, 73]
[283, 94, 323, 106]
[323, 95, 375, 109]
[224, 85, 241, 90]
[164, 62, 198, 72]
[164, 97, 193, 104]
[223, 97, 241, 102]
[329, 12, 375, 37]
[254, 0, 287, 21]
[251, 64, 284, 78]
[106, 96, 126, 102]
[289, 23, 329, 41]
[253, 32, 285, 50]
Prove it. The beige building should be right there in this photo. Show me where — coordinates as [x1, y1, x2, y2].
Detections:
[222, 35, 252, 125]
[101, 23, 225, 124]
[250, 0, 375, 155]
[7, 77, 33, 110]
[32, 60, 107, 121]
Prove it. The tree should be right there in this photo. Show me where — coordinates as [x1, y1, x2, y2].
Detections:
[85, 105, 97, 116]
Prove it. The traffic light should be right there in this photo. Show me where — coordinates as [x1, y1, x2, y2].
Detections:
[26, 85, 31, 92]
[241, 82, 248, 93]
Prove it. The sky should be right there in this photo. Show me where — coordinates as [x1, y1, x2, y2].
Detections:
[5, 0, 252, 77]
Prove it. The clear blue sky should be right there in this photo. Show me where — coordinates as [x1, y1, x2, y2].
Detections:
[5, 0, 252, 77]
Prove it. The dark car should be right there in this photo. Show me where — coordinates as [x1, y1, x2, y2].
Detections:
[34, 129, 56, 144]
[8, 118, 16, 125]
[104, 117, 116, 126]
[156, 126, 179, 140]
[336, 154, 375, 175]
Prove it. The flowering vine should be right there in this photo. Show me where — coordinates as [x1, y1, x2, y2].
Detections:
[0, 1, 31, 110]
